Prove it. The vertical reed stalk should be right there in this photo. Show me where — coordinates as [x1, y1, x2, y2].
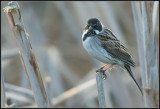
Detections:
[4, 1, 49, 107]
[96, 72, 106, 108]
[131, 1, 159, 107]
[1, 65, 7, 108]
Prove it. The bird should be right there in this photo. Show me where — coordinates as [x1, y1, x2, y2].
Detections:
[82, 18, 143, 95]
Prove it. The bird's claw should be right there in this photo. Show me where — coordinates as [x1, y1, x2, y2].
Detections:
[96, 69, 107, 80]
[102, 74, 107, 80]
[96, 69, 103, 73]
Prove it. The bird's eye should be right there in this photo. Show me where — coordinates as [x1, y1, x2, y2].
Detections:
[93, 24, 97, 28]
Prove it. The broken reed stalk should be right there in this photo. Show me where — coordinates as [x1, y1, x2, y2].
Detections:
[1, 66, 7, 108]
[6, 104, 16, 108]
[5, 83, 34, 101]
[96, 72, 106, 108]
[1, 48, 19, 60]
[52, 78, 96, 106]
[4, 1, 49, 108]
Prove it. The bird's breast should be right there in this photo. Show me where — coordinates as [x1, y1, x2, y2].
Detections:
[82, 36, 114, 64]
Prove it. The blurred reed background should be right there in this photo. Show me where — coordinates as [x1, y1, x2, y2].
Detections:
[1, 1, 159, 108]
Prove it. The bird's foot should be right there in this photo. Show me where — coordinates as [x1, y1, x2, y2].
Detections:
[96, 64, 115, 80]
[96, 68, 107, 80]
[96, 68, 103, 73]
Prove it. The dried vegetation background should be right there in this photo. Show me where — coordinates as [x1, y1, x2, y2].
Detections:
[1, 1, 159, 108]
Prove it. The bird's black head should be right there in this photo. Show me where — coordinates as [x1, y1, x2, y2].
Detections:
[82, 18, 103, 41]
[86, 18, 102, 32]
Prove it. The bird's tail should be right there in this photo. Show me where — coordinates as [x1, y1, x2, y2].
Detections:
[124, 65, 143, 95]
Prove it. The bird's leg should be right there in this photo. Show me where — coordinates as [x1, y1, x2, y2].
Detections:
[101, 64, 109, 69]
[104, 64, 114, 71]
[96, 64, 109, 73]
[96, 64, 115, 80]
[96, 64, 109, 80]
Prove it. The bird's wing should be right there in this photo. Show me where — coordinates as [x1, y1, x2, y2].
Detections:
[98, 28, 118, 40]
[97, 30, 135, 67]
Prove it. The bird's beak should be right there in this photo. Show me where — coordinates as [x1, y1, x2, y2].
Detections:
[88, 26, 93, 31]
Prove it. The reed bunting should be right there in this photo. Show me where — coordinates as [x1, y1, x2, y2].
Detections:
[82, 18, 142, 95]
